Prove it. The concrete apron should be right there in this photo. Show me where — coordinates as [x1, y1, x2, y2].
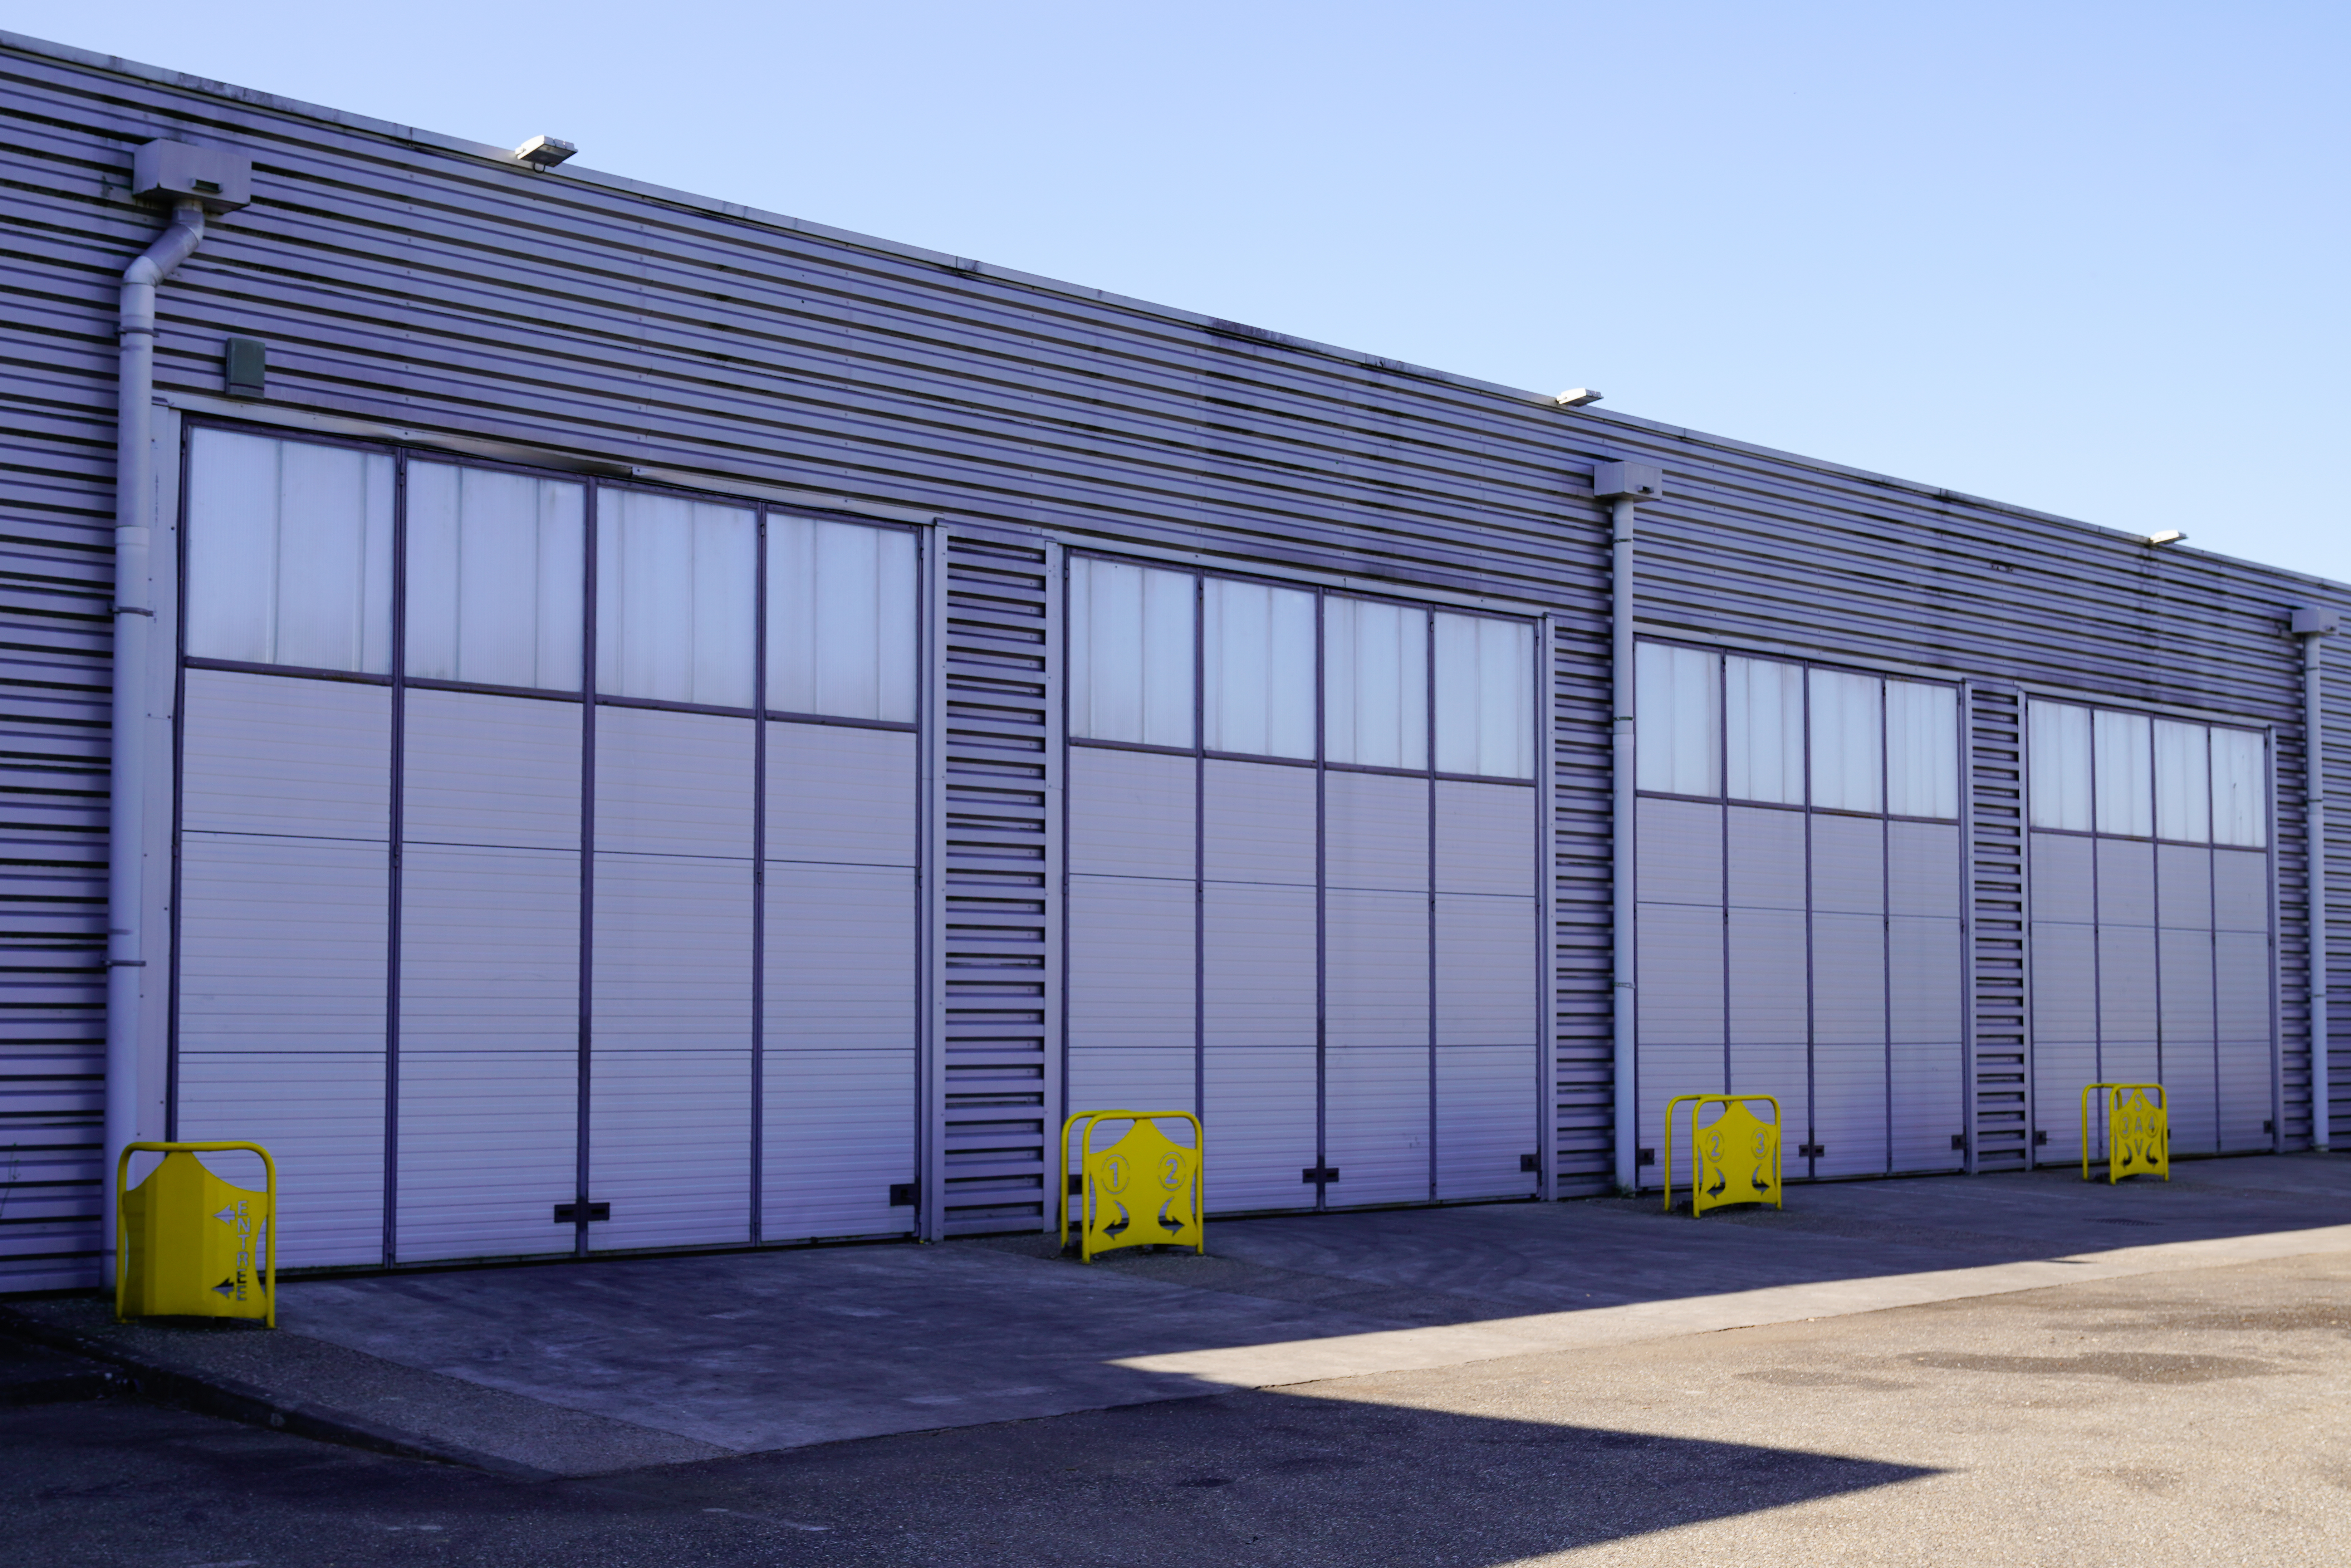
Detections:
[16, 1154, 2351, 1477]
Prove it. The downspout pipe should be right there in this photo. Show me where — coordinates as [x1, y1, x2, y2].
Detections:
[2294, 606, 2338, 1152]
[103, 195, 207, 1255]
[1593, 461, 1664, 1192]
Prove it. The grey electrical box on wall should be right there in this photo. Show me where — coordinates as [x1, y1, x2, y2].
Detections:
[222, 338, 267, 399]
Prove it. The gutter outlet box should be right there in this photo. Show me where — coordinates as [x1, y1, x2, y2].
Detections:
[133, 141, 252, 212]
[1591, 461, 1665, 503]
[2291, 607, 2340, 636]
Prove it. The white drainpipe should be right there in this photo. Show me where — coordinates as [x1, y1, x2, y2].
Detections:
[1593, 461, 1664, 1191]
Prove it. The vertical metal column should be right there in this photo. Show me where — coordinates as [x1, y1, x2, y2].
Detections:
[2295, 609, 2336, 1150]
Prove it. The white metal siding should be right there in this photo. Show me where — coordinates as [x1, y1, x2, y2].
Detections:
[181, 670, 390, 839]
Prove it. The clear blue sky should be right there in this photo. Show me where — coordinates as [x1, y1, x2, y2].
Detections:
[17, 2, 2346, 578]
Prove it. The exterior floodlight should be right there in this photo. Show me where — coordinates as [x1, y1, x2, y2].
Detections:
[2144, 530, 2188, 547]
[1555, 388, 1603, 407]
[514, 136, 577, 168]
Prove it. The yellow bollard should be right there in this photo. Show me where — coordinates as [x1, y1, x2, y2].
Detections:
[1664, 1094, 1784, 1217]
[2080, 1084, 2169, 1184]
[1058, 1109, 1204, 1262]
[116, 1142, 276, 1326]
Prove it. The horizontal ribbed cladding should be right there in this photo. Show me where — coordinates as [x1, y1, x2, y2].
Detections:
[1549, 597, 1614, 1191]
[0, 84, 120, 1287]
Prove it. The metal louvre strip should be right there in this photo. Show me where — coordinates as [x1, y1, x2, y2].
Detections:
[923, 529, 1062, 1238]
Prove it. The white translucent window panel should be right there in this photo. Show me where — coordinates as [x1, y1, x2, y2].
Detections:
[1068, 558, 1193, 747]
[1201, 760, 1316, 885]
[1889, 1040, 1964, 1173]
[768, 515, 917, 723]
[589, 1049, 752, 1250]
[2029, 832, 2096, 924]
[2032, 1039, 2096, 1161]
[395, 844, 580, 1263]
[1888, 917, 1962, 1045]
[2211, 849, 2270, 931]
[1324, 770, 1429, 892]
[181, 670, 390, 841]
[1637, 797, 1723, 907]
[1434, 614, 1534, 779]
[2093, 710, 2154, 838]
[176, 833, 388, 1053]
[1435, 894, 1538, 1045]
[761, 1048, 916, 1241]
[762, 864, 916, 1049]
[1887, 821, 1961, 917]
[184, 427, 393, 673]
[595, 491, 755, 707]
[594, 707, 754, 858]
[1807, 669, 1882, 814]
[2154, 720, 2212, 843]
[1812, 912, 1887, 1046]
[1725, 807, 1805, 911]
[402, 689, 581, 851]
[1636, 902, 1724, 1047]
[1203, 578, 1314, 759]
[396, 1052, 578, 1263]
[1325, 889, 1429, 1048]
[1635, 643, 1719, 796]
[2028, 702, 2093, 831]
[1324, 1046, 1431, 1205]
[1809, 813, 1884, 916]
[1434, 1045, 1539, 1200]
[1203, 882, 1317, 1050]
[2098, 925, 2160, 1041]
[2211, 728, 2268, 847]
[1324, 598, 1427, 769]
[1433, 780, 1534, 896]
[1727, 906, 1808, 1044]
[1885, 681, 1959, 819]
[1202, 1045, 1317, 1211]
[1068, 746, 1196, 880]
[405, 461, 584, 691]
[2096, 838, 2157, 926]
[1725, 656, 1803, 805]
[2156, 844, 2214, 929]
[175, 1053, 384, 1270]
[1067, 875, 1196, 1051]
[765, 722, 916, 868]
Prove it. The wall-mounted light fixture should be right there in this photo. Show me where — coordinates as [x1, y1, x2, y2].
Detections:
[2144, 530, 2188, 547]
[1554, 388, 1603, 407]
[514, 136, 577, 168]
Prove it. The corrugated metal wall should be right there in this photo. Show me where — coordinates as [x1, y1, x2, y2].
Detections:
[4, 28, 2347, 1287]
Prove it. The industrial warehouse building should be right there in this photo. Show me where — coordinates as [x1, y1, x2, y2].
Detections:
[2, 29, 2344, 1293]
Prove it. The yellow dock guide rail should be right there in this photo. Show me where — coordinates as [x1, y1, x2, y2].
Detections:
[116, 1141, 276, 1324]
[1058, 1109, 1204, 1262]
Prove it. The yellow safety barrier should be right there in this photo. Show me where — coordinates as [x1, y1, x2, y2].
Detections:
[2080, 1083, 2169, 1184]
[1057, 1108, 1204, 1262]
[1664, 1094, 1783, 1218]
[116, 1141, 276, 1325]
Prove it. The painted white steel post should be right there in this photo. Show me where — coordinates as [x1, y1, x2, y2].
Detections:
[2296, 608, 2337, 1150]
[1594, 461, 1664, 1192]
[106, 195, 207, 1262]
